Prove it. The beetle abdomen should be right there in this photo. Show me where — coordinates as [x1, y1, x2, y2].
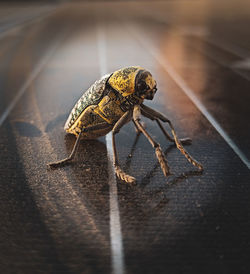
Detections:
[64, 73, 111, 131]
[66, 105, 113, 138]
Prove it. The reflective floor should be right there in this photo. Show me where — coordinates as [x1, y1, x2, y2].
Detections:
[0, 1, 250, 273]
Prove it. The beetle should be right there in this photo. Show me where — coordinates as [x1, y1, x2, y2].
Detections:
[48, 66, 203, 183]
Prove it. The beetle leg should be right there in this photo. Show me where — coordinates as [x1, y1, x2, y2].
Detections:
[48, 123, 110, 168]
[112, 110, 136, 183]
[133, 105, 171, 176]
[141, 104, 203, 171]
[132, 119, 141, 135]
[48, 130, 83, 167]
[156, 119, 192, 145]
[141, 107, 191, 145]
[132, 119, 147, 135]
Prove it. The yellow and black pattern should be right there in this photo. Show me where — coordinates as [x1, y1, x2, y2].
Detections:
[108, 66, 143, 96]
[93, 90, 126, 125]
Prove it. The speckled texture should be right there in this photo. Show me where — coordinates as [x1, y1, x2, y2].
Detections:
[64, 73, 111, 131]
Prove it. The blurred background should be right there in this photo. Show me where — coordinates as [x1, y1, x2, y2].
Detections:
[0, 0, 250, 274]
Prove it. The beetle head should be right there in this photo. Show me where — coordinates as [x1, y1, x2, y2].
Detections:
[135, 70, 157, 100]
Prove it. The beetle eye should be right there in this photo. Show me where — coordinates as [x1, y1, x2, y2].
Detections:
[138, 82, 147, 92]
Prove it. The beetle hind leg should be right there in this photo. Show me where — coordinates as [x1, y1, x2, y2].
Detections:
[48, 122, 111, 168]
[48, 130, 82, 168]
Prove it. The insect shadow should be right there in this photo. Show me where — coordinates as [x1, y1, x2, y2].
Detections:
[116, 134, 203, 222]
[62, 133, 111, 203]
[12, 120, 42, 137]
[45, 113, 68, 133]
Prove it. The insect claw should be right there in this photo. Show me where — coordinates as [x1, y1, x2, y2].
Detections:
[115, 166, 136, 184]
[47, 158, 72, 168]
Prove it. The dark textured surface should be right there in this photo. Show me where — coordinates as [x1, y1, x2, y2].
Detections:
[0, 1, 250, 274]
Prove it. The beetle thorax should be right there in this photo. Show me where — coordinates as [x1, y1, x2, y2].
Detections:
[119, 94, 143, 112]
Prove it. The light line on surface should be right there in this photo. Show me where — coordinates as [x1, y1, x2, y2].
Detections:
[0, 31, 66, 127]
[97, 26, 125, 274]
[144, 12, 249, 59]
[125, 22, 250, 170]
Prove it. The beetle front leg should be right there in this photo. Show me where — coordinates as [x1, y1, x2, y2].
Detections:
[112, 110, 136, 183]
[141, 107, 191, 145]
[141, 104, 203, 171]
[133, 105, 171, 177]
[132, 120, 141, 135]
